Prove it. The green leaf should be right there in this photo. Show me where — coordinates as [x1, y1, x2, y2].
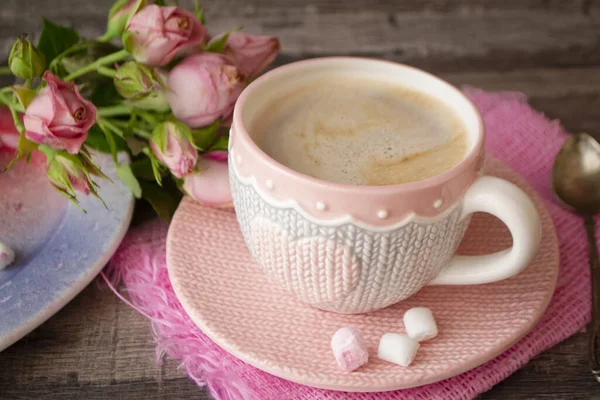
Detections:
[11, 85, 37, 109]
[15, 133, 37, 161]
[86, 125, 111, 153]
[138, 145, 165, 186]
[151, 122, 167, 153]
[109, 0, 131, 17]
[121, 31, 134, 53]
[116, 163, 142, 198]
[80, 147, 110, 181]
[130, 157, 156, 181]
[37, 18, 80, 64]
[191, 120, 220, 149]
[150, 156, 163, 186]
[49, 61, 69, 78]
[173, 120, 196, 148]
[89, 79, 121, 107]
[194, 0, 205, 24]
[209, 134, 229, 151]
[155, 0, 166, 5]
[97, 120, 119, 164]
[87, 124, 127, 154]
[140, 180, 182, 222]
[48, 41, 92, 74]
[205, 33, 230, 54]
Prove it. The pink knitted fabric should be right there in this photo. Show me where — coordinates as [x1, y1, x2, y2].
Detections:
[105, 88, 593, 400]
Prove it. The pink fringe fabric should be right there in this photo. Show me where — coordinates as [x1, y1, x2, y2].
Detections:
[104, 88, 593, 399]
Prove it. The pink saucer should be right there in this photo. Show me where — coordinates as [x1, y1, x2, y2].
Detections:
[166, 156, 559, 392]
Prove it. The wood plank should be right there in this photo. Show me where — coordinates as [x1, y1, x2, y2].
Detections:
[1, 1, 599, 72]
[442, 67, 600, 134]
[484, 333, 598, 399]
[444, 67, 600, 97]
[3, 0, 597, 20]
[223, 0, 599, 14]
[0, 377, 209, 400]
[0, 285, 187, 385]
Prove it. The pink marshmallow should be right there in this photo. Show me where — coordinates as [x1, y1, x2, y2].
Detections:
[330, 327, 369, 372]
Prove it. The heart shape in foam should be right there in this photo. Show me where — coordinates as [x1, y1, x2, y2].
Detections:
[250, 217, 361, 309]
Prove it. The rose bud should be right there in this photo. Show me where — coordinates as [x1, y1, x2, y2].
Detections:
[124, 5, 207, 67]
[23, 71, 96, 154]
[114, 61, 154, 99]
[101, 0, 144, 42]
[167, 53, 244, 128]
[183, 153, 232, 207]
[222, 32, 279, 79]
[44, 150, 105, 200]
[124, 68, 170, 112]
[0, 106, 19, 153]
[8, 36, 46, 81]
[150, 121, 198, 178]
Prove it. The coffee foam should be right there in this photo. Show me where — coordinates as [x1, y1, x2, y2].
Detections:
[253, 76, 470, 186]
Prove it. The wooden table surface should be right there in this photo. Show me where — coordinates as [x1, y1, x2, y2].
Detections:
[1, 0, 600, 398]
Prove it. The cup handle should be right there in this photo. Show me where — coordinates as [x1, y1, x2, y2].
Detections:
[428, 176, 542, 285]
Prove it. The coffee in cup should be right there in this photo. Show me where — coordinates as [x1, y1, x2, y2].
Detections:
[253, 76, 469, 186]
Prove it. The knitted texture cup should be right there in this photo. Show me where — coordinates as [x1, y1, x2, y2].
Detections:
[229, 58, 542, 313]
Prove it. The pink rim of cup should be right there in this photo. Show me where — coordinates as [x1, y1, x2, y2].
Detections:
[232, 57, 485, 192]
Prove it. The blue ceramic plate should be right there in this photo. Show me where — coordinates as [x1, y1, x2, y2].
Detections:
[0, 152, 133, 351]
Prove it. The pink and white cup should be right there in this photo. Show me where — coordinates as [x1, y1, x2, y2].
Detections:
[229, 57, 541, 314]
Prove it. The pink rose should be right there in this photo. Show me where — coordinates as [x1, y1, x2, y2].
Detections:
[125, 5, 207, 67]
[23, 72, 96, 154]
[222, 32, 279, 79]
[149, 121, 198, 178]
[0, 106, 19, 152]
[167, 53, 244, 128]
[183, 152, 232, 207]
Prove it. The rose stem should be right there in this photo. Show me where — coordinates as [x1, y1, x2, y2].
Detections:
[137, 110, 159, 126]
[64, 49, 130, 82]
[97, 66, 117, 78]
[97, 104, 133, 118]
[97, 117, 125, 138]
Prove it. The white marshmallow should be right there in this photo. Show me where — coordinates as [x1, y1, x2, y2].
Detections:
[403, 307, 438, 342]
[0, 241, 15, 270]
[378, 333, 419, 367]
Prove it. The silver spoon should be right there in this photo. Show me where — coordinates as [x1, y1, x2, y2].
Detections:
[551, 132, 600, 381]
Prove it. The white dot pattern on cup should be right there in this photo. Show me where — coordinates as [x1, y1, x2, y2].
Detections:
[265, 180, 274, 190]
[377, 210, 388, 219]
[316, 202, 327, 211]
[433, 199, 443, 209]
[236, 155, 242, 164]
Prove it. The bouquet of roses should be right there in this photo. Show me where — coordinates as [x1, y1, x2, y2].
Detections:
[0, 0, 279, 220]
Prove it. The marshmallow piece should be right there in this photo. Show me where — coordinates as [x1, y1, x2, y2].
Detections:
[403, 307, 438, 342]
[331, 327, 369, 371]
[378, 333, 419, 367]
[0, 241, 15, 270]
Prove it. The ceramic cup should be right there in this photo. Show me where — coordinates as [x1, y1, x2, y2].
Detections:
[229, 57, 541, 314]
